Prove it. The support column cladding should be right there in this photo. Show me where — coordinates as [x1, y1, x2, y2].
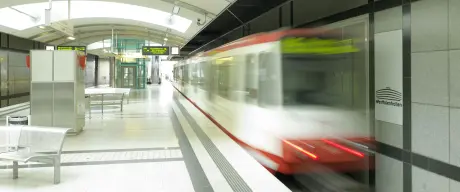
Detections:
[30, 50, 85, 134]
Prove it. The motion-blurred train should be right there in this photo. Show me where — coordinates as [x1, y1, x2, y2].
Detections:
[172, 28, 374, 174]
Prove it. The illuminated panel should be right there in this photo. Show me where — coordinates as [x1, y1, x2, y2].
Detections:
[57, 46, 86, 53]
[281, 37, 359, 55]
[171, 47, 180, 55]
[142, 46, 170, 56]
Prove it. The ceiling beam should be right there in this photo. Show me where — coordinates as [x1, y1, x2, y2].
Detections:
[29, 23, 186, 42]
[45, 29, 186, 45]
[57, 33, 183, 46]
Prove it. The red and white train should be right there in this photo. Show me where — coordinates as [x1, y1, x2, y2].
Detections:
[172, 28, 374, 174]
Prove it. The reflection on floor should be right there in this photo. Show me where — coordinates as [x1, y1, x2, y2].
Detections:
[0, 84, 194, 192]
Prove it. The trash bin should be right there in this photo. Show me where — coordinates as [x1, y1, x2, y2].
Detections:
[7, 116, 29, 126]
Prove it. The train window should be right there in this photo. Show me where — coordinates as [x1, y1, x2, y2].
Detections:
[212, 57, 232, 99]
[198, 61, 209, 91]
[258, 52, 278, 106]
[281, 54, 353, 107]
[183, 65, 190, 84]
[190, 63, 198, 86]
[245, 54, 258, 104]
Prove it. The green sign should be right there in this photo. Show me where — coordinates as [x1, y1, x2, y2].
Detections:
[56, 46, 87, 53]
[142, 46, 170, 55]
[281, 37, 359, 55]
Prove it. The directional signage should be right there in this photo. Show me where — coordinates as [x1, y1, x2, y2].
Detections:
[142, 46, 170, 55]
[56, 46, 87, 53]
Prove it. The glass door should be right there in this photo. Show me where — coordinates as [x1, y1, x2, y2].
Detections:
[121, 66, 136, 88]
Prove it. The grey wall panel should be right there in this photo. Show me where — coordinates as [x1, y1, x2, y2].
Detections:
[85, 55, 96, 87]
[9, 95, 29, 105]
[293, 0, 367, 26]
[8, 51, 30, 95]
[8, 36, 33, 51]
[8, 51, 27, 67]
[0, 50, 7, 97]
[226, 27, 243, 43]
[53, 82, 75, 129]
[30, 83, 53, 127]
[281, 3, 291, 27]
[375, 6, 402, 33]
[249, 8, 280, 34]
[0, 33, 7, 48]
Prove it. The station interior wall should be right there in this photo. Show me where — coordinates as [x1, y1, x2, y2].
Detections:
[0, 0, 457, 191]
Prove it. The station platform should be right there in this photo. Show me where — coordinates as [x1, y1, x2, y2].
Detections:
[0, 82, 290, 192]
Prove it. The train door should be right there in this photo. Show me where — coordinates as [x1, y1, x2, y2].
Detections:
[258, 52, 281, 107]
[244, 54, 258, 104]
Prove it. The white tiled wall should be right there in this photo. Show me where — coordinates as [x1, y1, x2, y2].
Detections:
[376, 154, 403, 192]
[411, 51, 449, 106]
[412, 166, 450, 192]
[375, 6, 402, 33]
[411, 0, 460, 190]
[375, 120, 403, 148]
[450, 108, 460, 167]
[451, 179, 460, 192]
[411, 0, 448, 52]
[449, 50, 460, 107]
[412, 103, 450, 163]
[449, 0, 460, 49]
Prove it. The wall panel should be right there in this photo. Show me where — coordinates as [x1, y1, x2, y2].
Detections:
[8, 36, 33, 51]
[249, 8, 280, 34]
[293, 0, 367, 26]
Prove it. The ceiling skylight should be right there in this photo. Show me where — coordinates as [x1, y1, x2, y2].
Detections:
[0, 1, 192, 33]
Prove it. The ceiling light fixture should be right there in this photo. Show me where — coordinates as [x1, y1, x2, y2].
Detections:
[164, 38, 168, 41]
[67, 36, 76, 40]
[172, 6, 180, 14]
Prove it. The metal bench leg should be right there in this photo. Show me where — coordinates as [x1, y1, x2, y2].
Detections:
[12, 161, 18, 179]
[53, 157, 61, 184]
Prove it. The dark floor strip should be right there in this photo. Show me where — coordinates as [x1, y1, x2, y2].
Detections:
[174, 96, 253, 192]
[61, 147, 181, 154]
[0, 158, 184, 169]
[169, 105, 214, 192]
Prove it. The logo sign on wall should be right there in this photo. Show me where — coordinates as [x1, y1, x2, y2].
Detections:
[375, 30, 403, 125]
[376, 87, 403, 107]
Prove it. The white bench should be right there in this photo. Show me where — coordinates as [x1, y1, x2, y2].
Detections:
[0, 126, 70, 184]
[85, 88, 131, 116]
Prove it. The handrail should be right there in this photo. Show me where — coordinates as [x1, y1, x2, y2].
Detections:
[0, 102, 30, 117]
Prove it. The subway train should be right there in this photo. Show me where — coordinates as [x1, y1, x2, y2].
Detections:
[172, 28, 374, 175]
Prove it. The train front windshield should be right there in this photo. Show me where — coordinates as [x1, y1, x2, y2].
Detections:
[281, 37, 359, 108]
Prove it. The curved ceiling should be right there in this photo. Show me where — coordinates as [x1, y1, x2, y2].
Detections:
[0, 0, 234, 52]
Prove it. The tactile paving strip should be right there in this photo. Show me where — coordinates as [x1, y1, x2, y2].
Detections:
[175, 98, 253, 192]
